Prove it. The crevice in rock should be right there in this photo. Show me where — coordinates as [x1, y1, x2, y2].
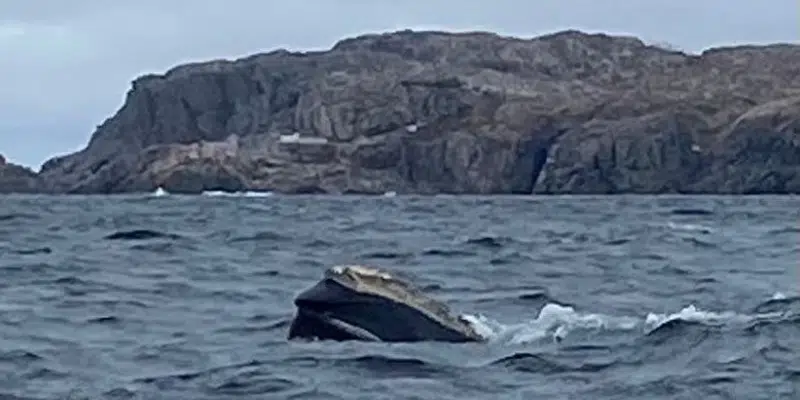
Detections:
[179, 98, 201, 144]
[215, 76, 236, 139]
[522, 145, 550, 195]
[526, 124, 571, 194]
[144, 89, 158, 136]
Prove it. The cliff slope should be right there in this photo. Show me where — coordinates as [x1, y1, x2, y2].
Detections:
[0, 155, 41, 194]
[19, 29, 800, 194]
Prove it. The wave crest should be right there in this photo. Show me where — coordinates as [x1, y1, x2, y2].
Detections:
[462, 295, 793, 345]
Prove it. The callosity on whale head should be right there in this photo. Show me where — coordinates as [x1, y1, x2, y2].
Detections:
[287, 265, 485, 343]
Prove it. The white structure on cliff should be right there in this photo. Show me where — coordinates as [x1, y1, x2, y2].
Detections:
[279, 132, 328, 144]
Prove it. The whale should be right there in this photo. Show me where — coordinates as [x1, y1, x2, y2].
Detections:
[287, 265, 485, 343]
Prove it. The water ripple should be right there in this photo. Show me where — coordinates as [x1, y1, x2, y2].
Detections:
[0, 194, 797, 400]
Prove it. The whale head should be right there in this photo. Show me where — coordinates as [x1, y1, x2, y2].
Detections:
[287, 265, 484, 343]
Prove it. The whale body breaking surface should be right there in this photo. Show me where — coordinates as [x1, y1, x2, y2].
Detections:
[287, 265, 485, 343]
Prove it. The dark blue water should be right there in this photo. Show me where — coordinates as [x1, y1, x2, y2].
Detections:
[0, 194, 797, 399]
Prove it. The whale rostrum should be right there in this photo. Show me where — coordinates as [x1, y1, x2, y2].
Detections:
[287, 265, 485, 343]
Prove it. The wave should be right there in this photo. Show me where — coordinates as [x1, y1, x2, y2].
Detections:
[0, 213, 41, 222]
[665, 221, 714, 234]
[461, 235, 514, 249]
[31, 293, 793, 399]
[103, 229, 182, 241]
[752, 292, 800, 314]
[462, 293, 795, 345]
[4, 247, 52, 255]
[201, 190, 274, 197]
[146, 188, 275, 198]
[489, 351, 614, 374]
[669, 208, 714, 216]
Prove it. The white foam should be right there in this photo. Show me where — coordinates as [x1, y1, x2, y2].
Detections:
[201, 191, 273, 197]
[462, 303, 639, 344]
[644, 305, 743, 328]
[666, 221, 713, 233]
[771, 292, 788, 300]
[151, 187, 168, 197]
[460, 296, 788, 345]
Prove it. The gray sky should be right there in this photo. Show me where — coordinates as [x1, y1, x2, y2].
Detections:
[1, 0, 797, 169]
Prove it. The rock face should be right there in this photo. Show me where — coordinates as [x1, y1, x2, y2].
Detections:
[288, 265, 485, 342]
[0, 155, 41, 194]
[14, 29, 800, 194]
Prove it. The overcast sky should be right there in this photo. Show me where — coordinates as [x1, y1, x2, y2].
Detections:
[1, 0, 797, 169]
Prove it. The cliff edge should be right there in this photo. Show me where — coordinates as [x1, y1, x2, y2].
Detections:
[12, 29, 800, 194]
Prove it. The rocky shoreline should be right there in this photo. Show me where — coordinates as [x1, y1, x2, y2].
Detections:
[2, 29, 799, 194]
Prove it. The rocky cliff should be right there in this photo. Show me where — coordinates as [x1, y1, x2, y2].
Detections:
[0, 155, 41, 194]
[14, 29, 800, 194]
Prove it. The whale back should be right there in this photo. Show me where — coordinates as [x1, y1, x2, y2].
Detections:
[324, 265, 483, 341]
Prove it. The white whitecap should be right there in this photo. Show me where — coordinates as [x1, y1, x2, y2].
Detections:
[460, 293, 789, 345]
[201, 190, 273, 197]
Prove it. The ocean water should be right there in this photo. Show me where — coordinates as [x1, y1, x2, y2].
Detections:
[0, 194, 797, 400]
